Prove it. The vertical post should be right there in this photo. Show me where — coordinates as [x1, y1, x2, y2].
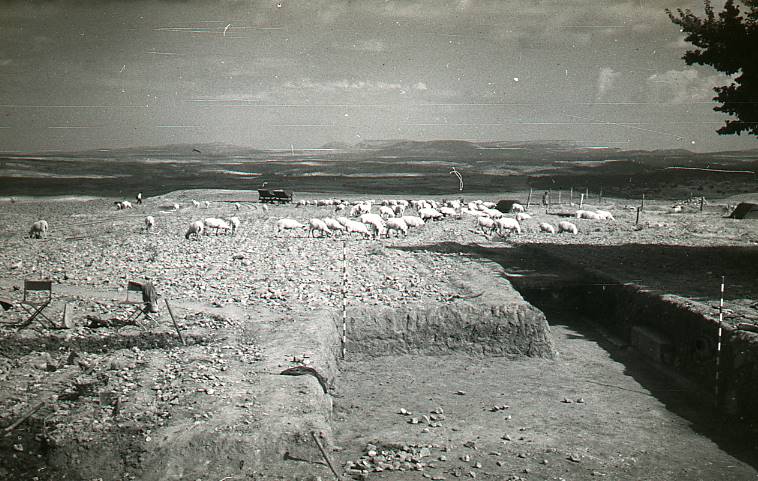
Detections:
[570, 187, 573, 204]
[579, 193, 584, 209]
[164, 298, 186, 346]
[700, 196, 705, 212]
[546, 195, 550, 215]
[526, 188, 532, 209]
[585, 187, 589, 199]
[558, 191, 562, 205]
[598, 187, 603, 204]
[635, 206, 641, 225]
[341, 240, 347, 360]
[641, 193, 645, 211]
[715, 276, 725, 407]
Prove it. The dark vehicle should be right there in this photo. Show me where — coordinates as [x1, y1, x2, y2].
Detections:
[258, 189, 294, 204]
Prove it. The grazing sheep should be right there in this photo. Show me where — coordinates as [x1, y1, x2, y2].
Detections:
[379, 206, 395, 219]
[336, 216, 351, 227]
[185, 220, 204, 240]
[557, 221, 578, 234]
[323, 217, 346, 234]
[515, 212, 532, 222]
[276, 218, 305, 236]
[203, 217, 232, 235]
[192, 200, 201, 208]
[439, 206, 459, 218]
[343, 219, 372, 239]
[539, 222, 556, 234]
[576, 210, 601, 220]
[29, 220, 49, 239]
[495, 217, 521, 236]
[308, 218, 332, 238]
[393, 204, 406, 216]
[401, 215, 425, 228]
[477, 216, 496, 235]
[672, 205, 683, 213]
[418, 207, 443, 221]
[595, 210, 615, 220]
[203, 201, 210, 208]
[228, 216, 240, 234]
[511, 203, 525, 213]
[482, 208, 503, 219]
[115, 200, 133, 210]
[172, 203, 180, 211]
[144, 216, 155, 231]
[296, 200, 307, 207]
[385, 217, 408, 237]
[335, 203, 347, 212]
[360, 213, 385, 238]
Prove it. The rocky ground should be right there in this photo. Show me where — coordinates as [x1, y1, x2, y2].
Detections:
[0, 189, 757, 480]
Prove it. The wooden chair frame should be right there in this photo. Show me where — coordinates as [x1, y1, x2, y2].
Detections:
[16, 279, 55, 331]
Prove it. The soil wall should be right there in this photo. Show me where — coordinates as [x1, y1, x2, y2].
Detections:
[512, 266, 758, 427]
[344, 300, 555, 358]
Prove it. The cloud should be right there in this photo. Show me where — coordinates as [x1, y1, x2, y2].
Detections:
[352, 39, 387, 52]
[646, 68, 734, 104]
[283, 79, 407, 92]
[596, 67, 621, 100]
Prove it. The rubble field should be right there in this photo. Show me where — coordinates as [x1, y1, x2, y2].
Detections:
[0, 189, 757, 480]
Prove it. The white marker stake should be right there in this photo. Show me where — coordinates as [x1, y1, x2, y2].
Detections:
[341, 240, 347, 359]
[715, 276, 725, 406]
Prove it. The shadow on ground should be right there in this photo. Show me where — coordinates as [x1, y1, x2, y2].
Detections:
[392, 241, 758, 471]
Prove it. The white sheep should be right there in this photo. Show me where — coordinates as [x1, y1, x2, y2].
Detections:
[203, 201, 210, 208]
[576, 210, 601, 220]
[144, 216, 155, 231]
[379, 206, 395, 219]
[511, 203, 525, 213]
[360, 213, 385, 238]
[418, 207, 443, 221]
[557, 221, 578, 234]
[29, 220, 49, 239]
[308, 218, 332, 238]
[515, 212, 532, 222]
[401, 215, 425, 228]
[595, 210, 615, 220]
[203, 217, 232, 235]
[172, 203, 180, 211]
[276, 218, 304, 236]
[439, 206, 459, 218]
[114, 200, 133, 210]
[393, 204, 406, 216]
[495, 217, 521, 236]
[336, 216, 351, 227]
[191, 200, 201, 208]
[477, 216, 496, 235]
[385, 217, 408, 237]
[185, 220, 204, 239]
[482, 208, 503, 219]
[323, 217, 346, 234]
[343, 219, 372, 239]
[228, 216, 240, 234]
[539, 222, 556, 234]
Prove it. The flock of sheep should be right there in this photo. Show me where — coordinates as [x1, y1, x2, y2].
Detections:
[272, 198, 616, 240]
[25, 196, 616, 243]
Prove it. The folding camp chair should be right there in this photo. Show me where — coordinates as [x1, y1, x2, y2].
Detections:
[16, 279, 56, 331]
[121, 281, 159, 328]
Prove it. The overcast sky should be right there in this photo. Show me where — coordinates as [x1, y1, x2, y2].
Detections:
[1, 0, 757, 153]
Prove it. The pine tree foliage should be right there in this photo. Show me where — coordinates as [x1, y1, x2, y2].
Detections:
[667, 0, 758, 136]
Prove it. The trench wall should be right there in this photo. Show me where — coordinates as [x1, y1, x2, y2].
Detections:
[344, 300, 555, 359]
[513, 269, 758, 427]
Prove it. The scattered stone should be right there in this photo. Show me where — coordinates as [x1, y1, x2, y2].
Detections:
[561, 397, 573, 403]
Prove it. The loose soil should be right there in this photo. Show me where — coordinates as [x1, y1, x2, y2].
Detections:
[0, 190, 757, 480]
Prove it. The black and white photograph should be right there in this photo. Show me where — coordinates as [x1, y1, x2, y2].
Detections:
[0, 1, 757, 480]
